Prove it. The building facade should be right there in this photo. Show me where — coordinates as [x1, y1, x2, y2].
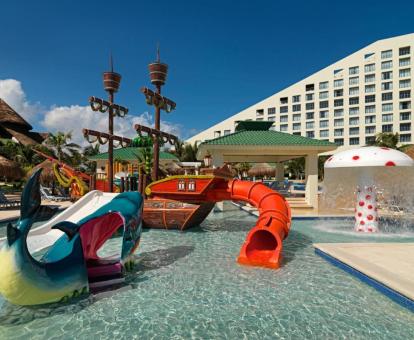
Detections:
[187, 33, 413, 151]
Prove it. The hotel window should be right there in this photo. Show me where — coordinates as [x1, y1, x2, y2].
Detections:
[319, 81, 329, 90]
[400, 101, 411, 110]
[334, 89, 343, 97]
[349, 117, 359, 126]
[349, 76, 359, 85]
[306, 112, 314, 120]
[400, 123, 411, 132]
[350, 137, 360, 145]
[268, 116, 275, 122]
[293, 123, 301, 130]
[399, 58, 411, 67]
[319, 101, 329, 108]
[280, 97, 288, 104]
[366, 136, 376, 145]
[381, 82, 393, 91]
[292, 132, 301, 136]
[365, 74, 375, 83]
[293, 95, 301, 103]
[381, 71, 392, 80]
[399, 46, 410, 56]
[306, 121, 314, 129]
[320, 120, 329, 128]
[365, 95, 375, 103]
[334, 109, 344, 117]
[306, 84, 315, 92]
[224, 130, 231, 135]
[256, 109, 264, 116]
[382, 114, 393, 122]
[382, 92, 393, 101]
[382, 125, 392, 133]
[306, 131, 315, 138]
[349, 127, 359, 135]
[320, 130, 329, 138]
[334, 128, 344, 136]
[399, 79, 411, 88]
[306, 93, 314, 101]
[268, 107, 276, 115]
[334, 99, 343, 107]
[280, 124, 288, 132]
[334, 118, 344, 127]
[382, 103, 393, 112]
[365, 116, 376, 124]
[293, 114, 301, 121]
[399, 68, 411, 78]
[306, 102, 314, 110]
[319, 91, 328, 99]
[381, 61, 392, 70]
[366, 126, 376, 134]
[349, 87, 359, 96]
[400, 134, 412, 142]
[214, 131, 221, 138]
[280, 106, 288, 113]
[400, 112, 411, 120]
[365, 84, 375, 93]
[334, 79, 344, 88]
[349, 66, 359, 75]
[381, 50, 393, 59]
[319, 111, 329, 119]
[349, 97, 359, 105]
[365, 105, 376, 114]
[256, 117, 264, 121]
[334, 138, 344, 146]
[349, 107, 360, 116]
[364, 63, 375, 73]
[400, 90, 411, 99]
[280, 115, 288, 123]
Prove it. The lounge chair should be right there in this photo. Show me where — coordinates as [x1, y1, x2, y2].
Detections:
[40, 186, 69, 202]
[0, 190, 21, 209]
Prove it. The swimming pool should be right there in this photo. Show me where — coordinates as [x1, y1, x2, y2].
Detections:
[0, 207, 413, 338]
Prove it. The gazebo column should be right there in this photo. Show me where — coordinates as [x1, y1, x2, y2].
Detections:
[275, 162, 284, 181]
[305, 153, 318, 209]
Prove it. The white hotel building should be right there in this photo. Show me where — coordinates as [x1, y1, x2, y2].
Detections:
[188, 33, 413, 151]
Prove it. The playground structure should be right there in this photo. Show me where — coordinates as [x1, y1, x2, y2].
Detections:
[34, 150, 90, 200]
[144, 166, 291, 269]
[0, 169, 143, 306]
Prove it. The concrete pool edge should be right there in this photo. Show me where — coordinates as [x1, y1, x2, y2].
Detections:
[314, 247, 414, 313]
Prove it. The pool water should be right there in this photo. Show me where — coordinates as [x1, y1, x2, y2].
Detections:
[0, 206, 414, 339]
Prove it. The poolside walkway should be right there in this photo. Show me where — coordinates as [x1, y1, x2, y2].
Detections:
[314, 243, 414, 302]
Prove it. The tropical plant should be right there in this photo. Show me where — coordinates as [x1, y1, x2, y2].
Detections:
[236, 162, 251, 178]
[172, 139, 185, 160]
[286, 157, 305, 179]
[44, 131, 81, 163]
[181, 142, 199, 162]
[134, 147, 153, 178]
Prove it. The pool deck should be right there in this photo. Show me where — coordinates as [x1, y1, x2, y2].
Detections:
[314, 242, 414, 310]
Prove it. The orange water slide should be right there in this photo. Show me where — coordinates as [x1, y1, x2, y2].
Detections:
[146, 176, 291, 269]
[228, 180, 291, 269]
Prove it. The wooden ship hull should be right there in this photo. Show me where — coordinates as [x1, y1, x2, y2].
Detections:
[143, 199, 215, 230]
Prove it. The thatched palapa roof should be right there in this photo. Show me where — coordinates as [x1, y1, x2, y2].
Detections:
[0, 155, 24, 181]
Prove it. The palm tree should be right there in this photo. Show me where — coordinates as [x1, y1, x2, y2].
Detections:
[236, 162, 251, 178]
[134, 147, 153, 179]
[44, 131, 81, 163]
[370, 132, 399, 149]
[172, 139, 185, 160]
[182, 142, 199, 162]
[286, 157, 305, 180]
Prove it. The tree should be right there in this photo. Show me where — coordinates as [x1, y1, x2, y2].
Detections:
[236, 162, 251, 178]
[370, 132, 399, 149]
[172, 139, 185, 160]
[82, 144, 100, 174]
[44, 131, 81, 163]
[134, 147, 153, 179]
[318, 156, 329, 180]
[181, 142, 199, 162]
[286, 157, 305, 179]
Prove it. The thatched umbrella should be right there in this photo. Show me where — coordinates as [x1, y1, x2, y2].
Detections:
[248, 163, 276, 178]
[27, 160, 56, 185]
[403, 145, 414, 160]
[0, 155, 24, 181]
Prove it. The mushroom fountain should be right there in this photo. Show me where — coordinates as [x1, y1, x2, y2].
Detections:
[324, 146, 414, 232]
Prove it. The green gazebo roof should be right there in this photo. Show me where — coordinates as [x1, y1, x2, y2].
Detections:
[88, 147, 179, 161]
[201, 121, 336, 147]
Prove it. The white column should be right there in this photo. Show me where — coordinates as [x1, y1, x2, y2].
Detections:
[275, 163, 284, 181]
[305, 153, 318, 209]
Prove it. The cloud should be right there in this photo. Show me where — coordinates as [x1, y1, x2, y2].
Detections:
[42, 105, 182, 148]
[0, 78, 182, 148]
[0, 79, 41, 121]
